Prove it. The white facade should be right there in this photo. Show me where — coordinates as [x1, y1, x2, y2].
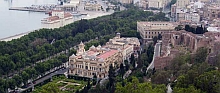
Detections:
[185, 13, 200, 23]
[118, 0, 133, 4]
[176, 0, 190, 8]
[105, 33, 140, 61]
[148, 0, 171, 9]
[84, 3, 102, 11]
[41, 11, 73, 29]
[148, 0, 163, 8]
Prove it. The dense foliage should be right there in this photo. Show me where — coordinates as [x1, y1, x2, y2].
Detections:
[184, 25, 208, 34]
[0, 8, 169, 92]
[115, 77, 166, 93]
[148, 47, 220, 93]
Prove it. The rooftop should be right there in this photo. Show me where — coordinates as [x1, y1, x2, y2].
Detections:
[97, 49, 118, 59]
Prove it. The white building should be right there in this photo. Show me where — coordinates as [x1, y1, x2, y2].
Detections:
[148, 0, 163, 9]
[185, 13, 200, 23]
[104, 33, 140, 61]
[62, 0, 80, 11]
[41, 10, 73, 29]
[148, 0, 171, 9]
[176, 0, 190, 8]
[84, 2, 102, 11]
[118, 0, 133, 4]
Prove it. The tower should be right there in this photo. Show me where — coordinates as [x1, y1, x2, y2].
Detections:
[76, 41, 85, 56]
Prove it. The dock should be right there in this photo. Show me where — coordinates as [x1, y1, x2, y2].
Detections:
[9, 7, 49, 12]
[9, 5, 58, 12]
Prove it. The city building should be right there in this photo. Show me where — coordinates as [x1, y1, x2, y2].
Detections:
[57, 0, 80, 11]
[176, 0, 190, 8]
[41, 10, 73, 29]
[185, 13, 200, 23]
[84, 2, 102, 11]
[118, 0, 133, 4]
[68, 34, 140, 78]
[104, 33, 140, 61]
[137, 21, 177, 42]
[203, 4, 220, 20]
[147, 0, 171, 9]
[68, 42, 123, 78]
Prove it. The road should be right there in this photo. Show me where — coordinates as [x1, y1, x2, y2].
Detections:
[17, 68, 68, 93]
[146, 41, 161, 73]
[167, 83, 172, 93]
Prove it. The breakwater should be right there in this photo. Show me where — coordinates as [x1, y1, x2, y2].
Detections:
[0, 29, 39, 41]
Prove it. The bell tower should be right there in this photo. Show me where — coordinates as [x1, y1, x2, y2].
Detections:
[76, 41, 85, 56]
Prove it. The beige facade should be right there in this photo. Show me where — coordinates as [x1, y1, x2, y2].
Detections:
[68, 35, 140, 78]
[69, 42, 123, 78]
[176, 0, 190, 8]
[104, 33, 140, 61]
[41, 10, 73, 29]
[148, 0, 171, 9]
[137, 21, 176, 42]
[84, 3, 102, 11]
[203, 4, 220, 20]
[118, 0, 133, 4]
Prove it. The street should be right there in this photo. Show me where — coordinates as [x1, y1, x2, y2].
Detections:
[18, 68, 68, 93]
[146, 41, 161, 73]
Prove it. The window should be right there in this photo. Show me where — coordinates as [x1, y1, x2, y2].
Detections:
[86, 66, 88, 70]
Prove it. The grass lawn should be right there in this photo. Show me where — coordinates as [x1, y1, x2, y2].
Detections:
[32, 75, 86, 93]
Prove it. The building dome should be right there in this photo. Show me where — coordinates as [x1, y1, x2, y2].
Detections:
[90, 45, 96, 50]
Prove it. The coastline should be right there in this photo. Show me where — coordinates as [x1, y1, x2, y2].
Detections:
[0, 29, 39, 41]
[0, 11, 114, 42]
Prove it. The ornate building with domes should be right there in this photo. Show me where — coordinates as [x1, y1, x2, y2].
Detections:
[68, 42, 123, 78]
[68, 34, 140, 78]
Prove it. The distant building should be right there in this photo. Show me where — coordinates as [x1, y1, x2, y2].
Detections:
[203, 4, 220, 20]
[68, 42, 123, 78]
[137, 21, 177, 42]
[84, 2, 102, 11]
[147, 0, 171, 9]
[68, 34, 140, 78]
[118, 0, 133, 4]
[104, 33, 140, 61]
[63, 0, 79, 11]
[185, 13, 200, 23]
[41, 10, 73, 29]
[176, 0, 190, 8]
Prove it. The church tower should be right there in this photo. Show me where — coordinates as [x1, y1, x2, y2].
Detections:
[76, 41, 85, 56]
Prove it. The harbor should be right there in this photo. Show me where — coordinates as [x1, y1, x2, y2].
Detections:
[1, 0, 115, 41]
[9, 4, 58, 13]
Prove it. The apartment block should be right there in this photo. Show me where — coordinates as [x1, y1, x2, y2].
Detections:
[137, 21, 176, 42]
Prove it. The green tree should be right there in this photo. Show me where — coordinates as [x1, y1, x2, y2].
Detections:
[119, 63, 125, 78]
[173, 86, 204, 93]
[194, 47, 208, 63]
[108, 64, 116, 92]
[195, 70, 220, 93]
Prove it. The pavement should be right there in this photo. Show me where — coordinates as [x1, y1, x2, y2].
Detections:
[17, 67, 68, 93]
[167, 83, 172, 93]
[146, 41, 161, 73]
[123, 70, 132, 79]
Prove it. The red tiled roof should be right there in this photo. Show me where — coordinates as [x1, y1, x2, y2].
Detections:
[98, 49, 118, 59]
[52, 10, 63, 12]
[47, 16, 59, 22]
[64, 13, 72, 18]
